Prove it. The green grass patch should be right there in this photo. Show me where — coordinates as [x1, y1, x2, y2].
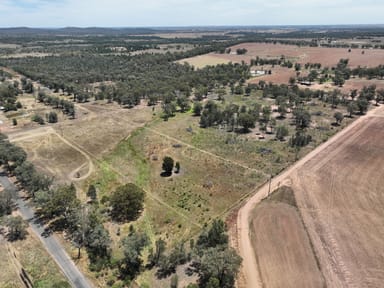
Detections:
[268, 185, 297, 207]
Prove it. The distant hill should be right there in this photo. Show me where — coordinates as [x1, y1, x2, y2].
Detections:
[0, 27, 161, 36]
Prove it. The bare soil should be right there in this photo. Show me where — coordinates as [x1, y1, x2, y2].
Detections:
[212, 43, 384, 68]
[291, 113, 384, 287]
[235, 104, 384, 288]
[251, 202, 324, 288]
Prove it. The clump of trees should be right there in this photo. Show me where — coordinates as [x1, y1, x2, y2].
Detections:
[0, 82, 21, 112]
[110, 183, 145, 222]
[36, 92, 75, 118]
[189, 219, 242, 288]
[143, 219, 242, 287]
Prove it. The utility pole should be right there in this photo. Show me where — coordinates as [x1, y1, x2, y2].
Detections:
[268, 169, 272, 197]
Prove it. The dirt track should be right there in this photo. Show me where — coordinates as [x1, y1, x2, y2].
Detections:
[235, 104, 384, 288]
[7, 126, 94, 183]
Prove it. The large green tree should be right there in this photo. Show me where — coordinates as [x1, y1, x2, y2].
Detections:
[193, 247, 242, 288]
[110, 183, 145, 222]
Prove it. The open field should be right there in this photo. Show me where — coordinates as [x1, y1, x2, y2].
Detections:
[13, 130, 90, 184]
[176, 54, 231, 68]
[179, 42, 384, 91]
[291, 111, 384, 287]
[251, 197, 324, 288]
[211, 42, 384, 67]
[237, 104, 384, 288]
[5, 99, 153, 190]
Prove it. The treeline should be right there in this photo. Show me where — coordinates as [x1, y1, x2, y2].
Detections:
[0, 82, 22, 111]
[0, 41, 242, 88]
[36, 91, 75, 118]
[1, 53, 250, 111]
[351, 65, 384, 79]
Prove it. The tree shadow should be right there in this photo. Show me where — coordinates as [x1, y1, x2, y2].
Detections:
[160, 171, 172, 177]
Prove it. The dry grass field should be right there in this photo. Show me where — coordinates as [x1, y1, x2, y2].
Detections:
[176, 54, 231, 68]
[5, 98, 154, 192]
[0, 218, 69, 287]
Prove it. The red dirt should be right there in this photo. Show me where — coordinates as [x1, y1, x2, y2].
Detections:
[212, 43, 384, 68]
[291, 114, 384, 287]
[251, 202, 324, 288]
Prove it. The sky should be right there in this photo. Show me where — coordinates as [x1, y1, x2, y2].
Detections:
[0, 0, 383, 27]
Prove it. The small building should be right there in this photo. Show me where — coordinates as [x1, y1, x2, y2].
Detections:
[300, 81, 312, 86]
[250, 70, 266, 77]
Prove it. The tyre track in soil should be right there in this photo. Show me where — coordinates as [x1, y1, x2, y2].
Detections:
[8, 126, 94, 182]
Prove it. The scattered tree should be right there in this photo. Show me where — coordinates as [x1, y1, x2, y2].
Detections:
[87, 184, 97, 201]
[162, 156, 174, 176]
[237, 113, 255, 132]
[110, 183, 145, 222]
[276, 125, 289, 141]
[334, 112, 344, 125]
[119, 229, 149, 280]
[192, 247, 242, 288]
[0, 189, 13, 216]
[193, 102, 203, 116]
[347, 101, 357, 117]
[174, 162, 180, 174]
[6, 216, 27, 241]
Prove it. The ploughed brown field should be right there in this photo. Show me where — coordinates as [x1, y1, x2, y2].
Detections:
[212, 42, 384, 68]
[249, 106, 384, 288]
[291, 113, 384, 287]
[251, 190, 324, 288]
[181, 42, 384, 92]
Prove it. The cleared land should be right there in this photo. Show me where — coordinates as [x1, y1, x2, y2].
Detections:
[251, 199, 324, 288]
[212, 42, 384, 67]
[180, 42, 384, 91]
[176, 54, 231, 68]
[238, 105, 384, 288]
[291, 112, 384, 287]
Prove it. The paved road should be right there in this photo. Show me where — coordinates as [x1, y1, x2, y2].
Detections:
[0, 175, 93, 288]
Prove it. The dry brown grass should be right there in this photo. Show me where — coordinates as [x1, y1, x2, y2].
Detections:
[0, 236, 23, 288]
[16, 132, 88, 184]
[176, 54, 231, 68]
[0, 226, 69, 287]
